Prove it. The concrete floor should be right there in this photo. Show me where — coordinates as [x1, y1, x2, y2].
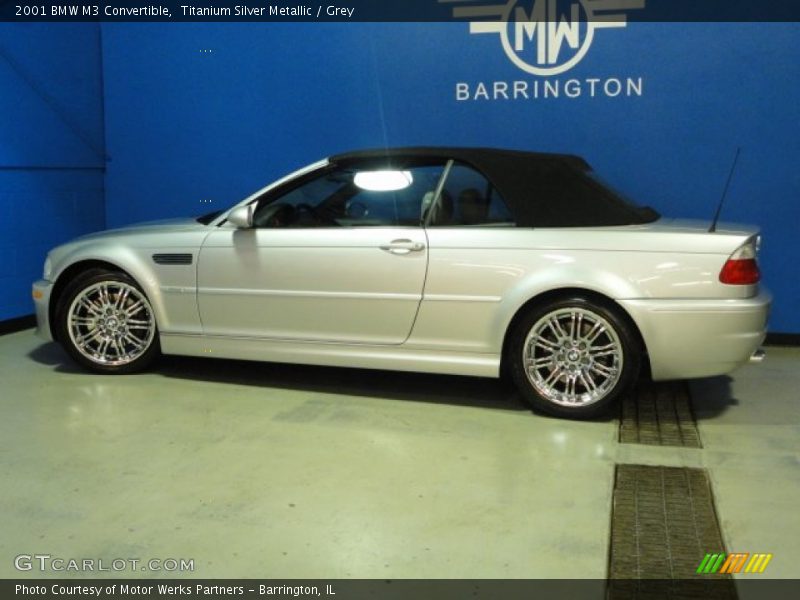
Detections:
[0, 330, 798, 580]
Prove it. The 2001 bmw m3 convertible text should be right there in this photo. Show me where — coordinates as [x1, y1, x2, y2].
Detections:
[32, 148, 771, 418]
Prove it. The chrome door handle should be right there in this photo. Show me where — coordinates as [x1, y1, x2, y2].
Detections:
[380, 239, 426, 255]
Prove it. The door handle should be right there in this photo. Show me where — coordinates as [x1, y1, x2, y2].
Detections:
[380, 239, 426, 255]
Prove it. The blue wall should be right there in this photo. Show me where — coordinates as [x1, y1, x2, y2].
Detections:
[7, 22, 799, 333]
[101, 22, 800, 333]
[0, 23, 106, 321]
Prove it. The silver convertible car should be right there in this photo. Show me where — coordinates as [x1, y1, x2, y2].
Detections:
[32, 147, 771, 418]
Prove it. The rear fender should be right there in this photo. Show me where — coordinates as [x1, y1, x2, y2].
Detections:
[492, 266, 642, 351]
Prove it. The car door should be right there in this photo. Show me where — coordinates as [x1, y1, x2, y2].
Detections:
[197, 161, 445, 345]
[410, 160, 522, 351]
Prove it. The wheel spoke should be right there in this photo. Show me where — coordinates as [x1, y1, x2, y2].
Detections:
[70, 316, 95, 326]
[125, 300, 144, 316]
[123, 333, 144, 350]
[543, 367, 563, 387]
[548, 317, 568, 339]
[566, 375, 577, 399]
[586, 323, 606, 344]
[79, 297, 102, 315]
[591, 362, 616, 378]
[100, 284, 112, 307]
[574, 312, 583, 341]
[590, 343, 617, 354]
[110, 335, 123, 356]
[534, 336, 560, 351]
[114, 287, 130, 310]
[527, 356, 554, 370]
[579, 371, 597, 393]
[96, 338, 111, 359]
[77, 326, 103, 346]
[568, 312, 577, 341]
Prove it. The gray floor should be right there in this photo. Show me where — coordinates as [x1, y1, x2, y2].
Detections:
[1, 330, 798, 580]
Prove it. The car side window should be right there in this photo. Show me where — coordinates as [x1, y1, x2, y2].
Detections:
[428, 163, 515, 227]
[252, 164, 445, 228]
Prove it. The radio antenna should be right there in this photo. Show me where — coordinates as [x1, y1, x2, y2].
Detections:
[709, 147, 741, 233]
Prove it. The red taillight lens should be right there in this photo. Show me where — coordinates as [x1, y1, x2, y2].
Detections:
[719, 258, 760, 285]
[719, 241, 761, 285]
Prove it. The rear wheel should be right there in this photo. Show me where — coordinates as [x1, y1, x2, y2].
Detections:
[508, 296, 641, 419]
[56, 269, 160, 374]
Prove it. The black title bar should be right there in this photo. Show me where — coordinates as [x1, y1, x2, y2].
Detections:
[0, 0, 799, 23]
[5, 579, 800, 600]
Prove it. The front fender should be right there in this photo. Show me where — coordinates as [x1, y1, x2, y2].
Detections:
[50, 242, 201, 335]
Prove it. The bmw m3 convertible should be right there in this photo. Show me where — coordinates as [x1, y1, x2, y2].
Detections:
[32, 147, 771, 418]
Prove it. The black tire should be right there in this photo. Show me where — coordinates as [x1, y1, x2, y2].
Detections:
[508, 295, 641, 419]
[55, 268, 161, 374]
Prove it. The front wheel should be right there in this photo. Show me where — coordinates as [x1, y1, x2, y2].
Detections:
[56, 269, 161, 374]
[508, 297, 641, 419]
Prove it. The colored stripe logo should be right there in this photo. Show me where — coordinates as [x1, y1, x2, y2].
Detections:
[697, 552, 773, 574]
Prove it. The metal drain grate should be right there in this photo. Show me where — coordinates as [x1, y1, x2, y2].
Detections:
[619, 382, 701, 448]
[608, 464, 737, 599]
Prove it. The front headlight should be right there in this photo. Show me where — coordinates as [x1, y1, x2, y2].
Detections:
[43, 256, 52, 281]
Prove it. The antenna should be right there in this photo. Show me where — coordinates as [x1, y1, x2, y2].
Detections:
[709, 147, 741, 233]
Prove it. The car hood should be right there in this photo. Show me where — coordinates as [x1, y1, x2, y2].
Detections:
[44, 217, 212, 278]
[74, 218, 207, 241]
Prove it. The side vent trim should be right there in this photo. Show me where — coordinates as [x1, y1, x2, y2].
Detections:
[152, 253, 193, 266]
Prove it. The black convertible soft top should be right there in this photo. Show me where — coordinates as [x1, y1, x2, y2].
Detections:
[330, 147, 658, 227]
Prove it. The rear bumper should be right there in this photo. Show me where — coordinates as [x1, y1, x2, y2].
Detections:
[32, 279, 54, 342]
[620, 289, 772, 381]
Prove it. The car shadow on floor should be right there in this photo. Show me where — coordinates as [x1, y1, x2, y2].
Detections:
[688, 375, 739, 420]
[162, 355, 534, 413]
[30, 342, 732, 422]
[28, 341, 84, 373]
[28, 341, 536, 414]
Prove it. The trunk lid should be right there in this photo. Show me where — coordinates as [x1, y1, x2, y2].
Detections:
[643, 218, 759, 238]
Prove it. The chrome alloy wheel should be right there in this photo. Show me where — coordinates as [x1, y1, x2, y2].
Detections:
[523, 308, 623, 407]
[66, 281, 156, 366]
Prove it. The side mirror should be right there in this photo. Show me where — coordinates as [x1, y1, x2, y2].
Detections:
[227, 204, 254, 229]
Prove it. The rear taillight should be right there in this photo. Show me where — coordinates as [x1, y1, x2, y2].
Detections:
[719, 240, 761, 285]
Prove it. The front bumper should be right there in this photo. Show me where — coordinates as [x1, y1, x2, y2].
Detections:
[32, 279, 54, 342]
[620, 289, 772, 381]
